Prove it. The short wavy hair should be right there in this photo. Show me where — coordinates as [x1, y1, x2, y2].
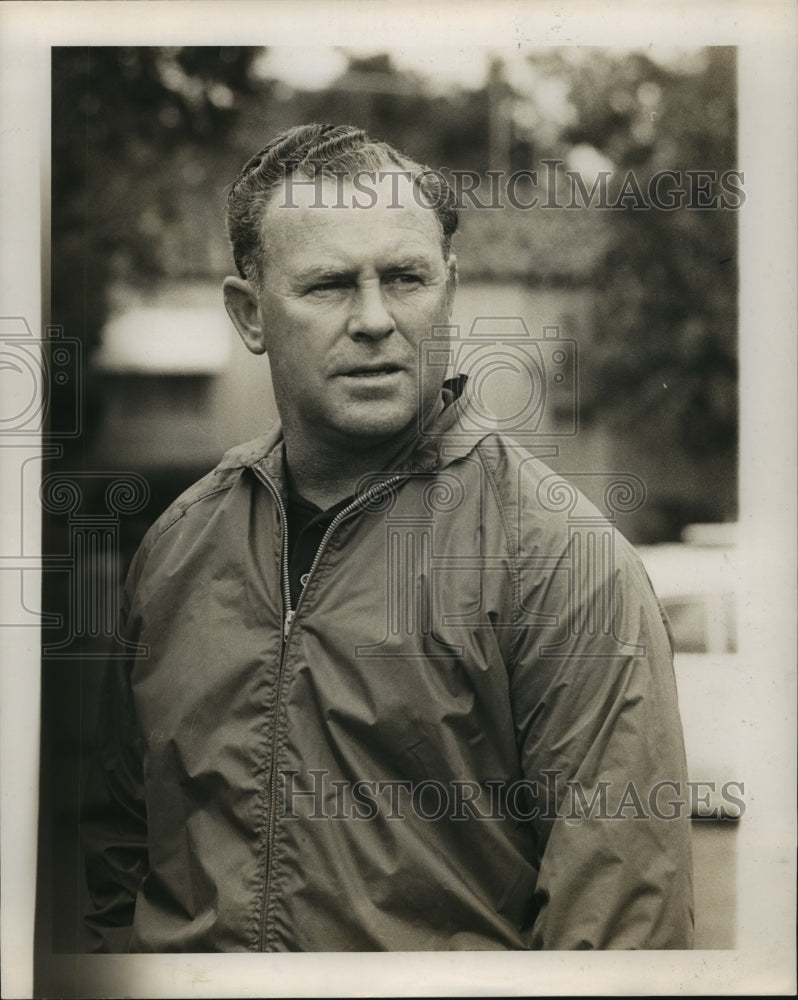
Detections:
[225, 123, 459, 288]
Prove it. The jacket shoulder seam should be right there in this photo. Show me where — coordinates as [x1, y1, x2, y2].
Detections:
[154, 480, 239, 539]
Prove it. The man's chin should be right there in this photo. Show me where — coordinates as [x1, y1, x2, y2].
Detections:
[328, 404, 420, 448]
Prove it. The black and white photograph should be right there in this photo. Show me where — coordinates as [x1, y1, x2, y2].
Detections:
[0, 2, 795, 997]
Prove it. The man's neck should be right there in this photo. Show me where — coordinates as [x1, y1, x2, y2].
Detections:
[284, 431, 416, 510]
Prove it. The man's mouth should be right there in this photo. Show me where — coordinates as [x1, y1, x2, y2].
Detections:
[339, 364, 405, 378]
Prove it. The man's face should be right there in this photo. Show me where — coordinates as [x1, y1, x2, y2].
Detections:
[225, 171, 457, 451]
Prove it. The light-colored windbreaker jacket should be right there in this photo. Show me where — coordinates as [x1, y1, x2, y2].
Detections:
[84, 389, 694, 952]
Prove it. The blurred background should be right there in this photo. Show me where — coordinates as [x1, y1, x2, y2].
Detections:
[49, 44, 738, 540]
[37, 44, 739, 975]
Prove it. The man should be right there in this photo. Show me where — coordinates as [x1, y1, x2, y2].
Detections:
[84, 123, 694, 952]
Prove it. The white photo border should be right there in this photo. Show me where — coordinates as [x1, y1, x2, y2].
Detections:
[1, 1, 795, 997]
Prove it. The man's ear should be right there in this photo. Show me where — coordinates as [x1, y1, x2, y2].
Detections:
[223, 276, 267, 355]
[445, 254, 458, 317]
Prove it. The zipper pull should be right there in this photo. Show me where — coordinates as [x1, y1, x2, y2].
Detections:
[283, 608, 295, 642]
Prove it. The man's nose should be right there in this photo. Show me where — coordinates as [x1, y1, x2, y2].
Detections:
[346, 285, 395, 341]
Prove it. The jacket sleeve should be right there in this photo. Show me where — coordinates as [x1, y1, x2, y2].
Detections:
[82, 593, 149, 952]
[510, 522, 694, 949]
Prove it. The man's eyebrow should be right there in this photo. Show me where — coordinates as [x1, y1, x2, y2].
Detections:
[293, 265, 354, 284]
[380, 255, 436, 272]
[293, 255, 436, 284]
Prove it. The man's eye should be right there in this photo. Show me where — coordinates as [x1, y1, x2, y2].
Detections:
[388, 273, 422, 287]
[309, 281, 346, 294]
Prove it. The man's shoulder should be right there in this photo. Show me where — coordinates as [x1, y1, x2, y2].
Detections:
[162, 434, 276, 520]
[214, 428, 283, 472]
[467, 431, 591, 517]
[130, 431, 282, 568]
[469, 431, 646, 564]
[470, 435, 663, 631]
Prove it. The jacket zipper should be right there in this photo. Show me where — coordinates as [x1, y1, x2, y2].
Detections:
[252, 465, 406, 950]
[254, 472, 294, 640]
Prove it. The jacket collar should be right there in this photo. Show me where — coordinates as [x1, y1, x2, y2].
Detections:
[214, 377, 495, 485]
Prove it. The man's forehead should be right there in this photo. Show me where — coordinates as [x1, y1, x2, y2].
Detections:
[264, 168, 440, 223]
[276, 166, 422, 204]
[261, 169, 444, 259]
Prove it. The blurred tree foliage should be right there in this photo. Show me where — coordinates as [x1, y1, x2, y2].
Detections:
[51, 46, 737, 524]
[289, 52, 492, 173]
[50, 46, 262, 448]
[546, 48, 738, 464]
